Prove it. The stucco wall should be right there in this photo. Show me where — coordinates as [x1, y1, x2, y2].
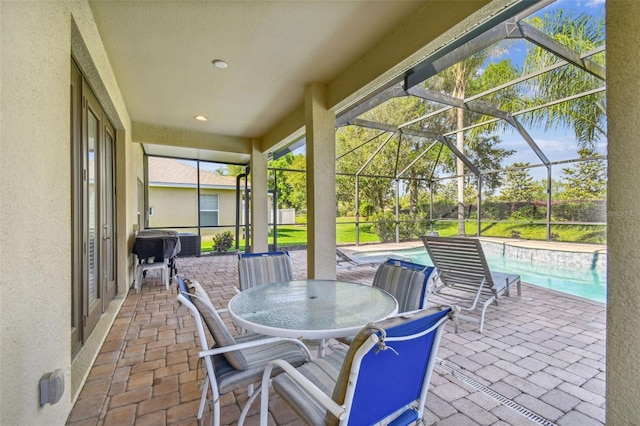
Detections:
[148, 187, 239, 228]
[127, 143, 145, 287]
[0, 2, 71, 423]
[0, 1, 133, 424]
[606, 1, 640, 422]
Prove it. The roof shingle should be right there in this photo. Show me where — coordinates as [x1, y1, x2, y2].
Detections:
[148, 157, 240, 187]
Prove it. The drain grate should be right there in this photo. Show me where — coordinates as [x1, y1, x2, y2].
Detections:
[435, 360, 556, 426]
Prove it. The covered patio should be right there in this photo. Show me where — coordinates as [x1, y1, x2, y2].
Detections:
[5, 1, 640, 424]
[67, 249, 605, 425]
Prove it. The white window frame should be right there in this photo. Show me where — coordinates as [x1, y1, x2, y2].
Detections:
[200, 194, 220, 226]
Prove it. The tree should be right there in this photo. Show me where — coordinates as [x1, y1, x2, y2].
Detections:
[553, 149, 606, 223]
[284, 154, 307, 213]
[438, 54, 488, 235]
[467, 134, 515, 197]
[557, 149, 606, 201]
[522, 10, 606, 149]
[336, 96, 432, 217]
[227, 164, 247, 177]
[363, 96, 434, 218]
[499, 162, 542, 201]
[474, 60, 523, 115]
[336, 57, 519, 233]
[496, 162, 546, 222]
[425, 56, 519, 234]
[336, 125, 395, 215]
[267, 153, 307, 212]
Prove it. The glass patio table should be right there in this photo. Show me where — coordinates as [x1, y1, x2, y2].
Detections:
[227, 279, 398, 341]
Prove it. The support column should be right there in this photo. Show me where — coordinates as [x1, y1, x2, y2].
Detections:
[305, 83, 336, 279]
[250, 139, 269, 253]
[606, 2, 640, 422]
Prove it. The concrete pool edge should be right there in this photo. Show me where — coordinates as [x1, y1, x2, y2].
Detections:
[340, 237, 607, 271]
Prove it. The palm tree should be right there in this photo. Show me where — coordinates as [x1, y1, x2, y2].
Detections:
[522, 10, 606, 149]
[428, 52, 495, 236]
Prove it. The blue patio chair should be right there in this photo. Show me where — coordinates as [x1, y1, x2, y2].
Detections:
[176, 276, 312, 426]
[237, 251, 293, 291]
[257, 307, 453, 426]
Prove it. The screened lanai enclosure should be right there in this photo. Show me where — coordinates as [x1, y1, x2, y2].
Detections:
[268, 0, 606, 248]
[144, 0, 607, 253]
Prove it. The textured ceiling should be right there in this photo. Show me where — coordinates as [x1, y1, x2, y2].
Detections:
[89, 1, 430, 142]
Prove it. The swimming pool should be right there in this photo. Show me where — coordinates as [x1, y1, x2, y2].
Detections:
[355, 246, 607, 304]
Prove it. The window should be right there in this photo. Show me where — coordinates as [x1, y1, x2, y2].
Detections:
[200, 194, 219, 226]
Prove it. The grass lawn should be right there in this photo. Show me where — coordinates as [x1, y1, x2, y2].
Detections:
[432, 221, 606, 244]
[201, 217, 605, 253]
[268, 222, 381, 246]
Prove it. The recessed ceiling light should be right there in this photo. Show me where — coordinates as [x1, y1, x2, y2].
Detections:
[212, 59, 228, 69]
[194, 115, 208, 122]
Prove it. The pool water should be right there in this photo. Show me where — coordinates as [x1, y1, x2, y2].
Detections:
[356, 247, 607, 304]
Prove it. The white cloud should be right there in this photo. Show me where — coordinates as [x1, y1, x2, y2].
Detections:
[529, 137, 577, 153]
[551, 0, 605, 12]
[585, 0, 605, 8]
[497, 126, 603, 167]
[498, 127, 607, 177]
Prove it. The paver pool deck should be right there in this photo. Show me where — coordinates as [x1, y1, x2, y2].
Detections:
[67, 244, 606, 426]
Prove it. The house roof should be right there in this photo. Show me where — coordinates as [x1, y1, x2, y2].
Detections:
[148, 157, 241, 188]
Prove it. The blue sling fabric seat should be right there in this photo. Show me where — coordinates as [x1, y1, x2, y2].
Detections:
[257, 307, 453, 425]
[334, 258, 436, 348]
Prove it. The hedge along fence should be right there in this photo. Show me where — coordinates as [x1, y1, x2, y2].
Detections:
[353, 200, 607, 244]
[424, 200, 606, 223]
[480, 200, 606, 223]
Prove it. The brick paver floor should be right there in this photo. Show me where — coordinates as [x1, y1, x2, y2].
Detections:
[68, 250, 606, 425]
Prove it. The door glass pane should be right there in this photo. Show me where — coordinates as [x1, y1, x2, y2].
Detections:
[104, 131, 115, 283]
[87, 110, 98, 305]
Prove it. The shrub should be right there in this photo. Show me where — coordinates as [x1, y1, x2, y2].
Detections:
[398, 213, 431, 240]
[359, 223, 373, 233]
[481, 203, 510, 220]
[359, 202, 374, 218]
[552, 201, 606, 222]
[371, 212, 431, 242]
[212, 231, 234, 253]
[510, 204, 546, 221]
[371, 211, 396, 243]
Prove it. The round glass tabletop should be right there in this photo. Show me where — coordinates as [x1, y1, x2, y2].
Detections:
[227, 279, 398, 339]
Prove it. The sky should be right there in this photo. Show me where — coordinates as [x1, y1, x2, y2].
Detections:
[497, 0, 606, 69]
[478, 0, 606, 180]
